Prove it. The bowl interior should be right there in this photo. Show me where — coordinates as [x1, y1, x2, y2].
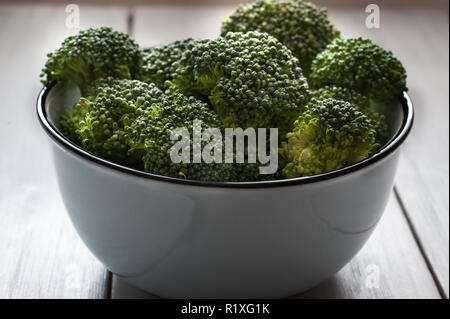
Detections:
[45, 81, 81, 132]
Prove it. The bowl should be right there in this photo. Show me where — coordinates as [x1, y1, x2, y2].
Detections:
[36, 81, 413, 298]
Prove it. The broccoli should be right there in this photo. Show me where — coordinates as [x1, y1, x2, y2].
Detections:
[279, 98, 381, 178]
[137, 38, 199, 89]
[171, 31, 310, 134]
[41, 27, 142, 91]
[60, 99, 90, 145]
[311, 85, 389, 145]
[221, 0, 340, 75]
[61, 78, 235, 181]
[367, 111, 389, 146]
[310, 37, 407, 103]
[312, 86, 370, 112]
[126, 89, 235, 182]
[61, 78, 161, 165]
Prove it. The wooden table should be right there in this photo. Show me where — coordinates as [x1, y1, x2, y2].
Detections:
[0, 1, 448, 299]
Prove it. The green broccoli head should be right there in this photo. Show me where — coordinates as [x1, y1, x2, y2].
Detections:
[221, 0, 340, 75]
[61, 78, 161, 165]
[310, 37, 407, 103]
[279, 98, 381, 178]
[41, 27, 142, 90]
[137, 38, 199, 89]
[126, 88, 235, 182]
[171, 31, 310, 134]
[311, 86, 389, 146]
[61, 78, 235, 181]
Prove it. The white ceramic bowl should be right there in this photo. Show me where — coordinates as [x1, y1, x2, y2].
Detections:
[37, 82, 413, 298]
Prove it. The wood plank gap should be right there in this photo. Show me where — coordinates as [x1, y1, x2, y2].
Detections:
[394, 186, 448, 299]
[105, 271, 113, 299]
[127, 6, 135, 38]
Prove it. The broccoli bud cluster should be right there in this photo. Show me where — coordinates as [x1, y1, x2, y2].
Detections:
[172, 31, 310, 134]
[221, 0, 340, 75]
[137, 38, 200, 89]
[61, 78, 162, 164]
[312, 86, 370, 112]
[311, 85, 388, 145]
[310, 37, 407, 103]
[41, 27, 142, 91]
[280, 98, 380, 178]
[127, 87, 234, 181]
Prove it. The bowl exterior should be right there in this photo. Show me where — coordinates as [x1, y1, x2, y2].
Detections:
[50, 141, 400, 298]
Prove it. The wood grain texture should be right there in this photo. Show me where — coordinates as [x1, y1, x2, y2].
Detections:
[0, 3, 129, 298]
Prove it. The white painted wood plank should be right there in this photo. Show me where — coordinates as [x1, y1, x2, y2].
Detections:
[0, 3, 129, 298]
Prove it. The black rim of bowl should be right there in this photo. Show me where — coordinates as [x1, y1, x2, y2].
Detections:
[36, 85, 414, 188]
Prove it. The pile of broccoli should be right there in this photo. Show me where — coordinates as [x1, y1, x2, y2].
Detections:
[41, 0, 408, 182]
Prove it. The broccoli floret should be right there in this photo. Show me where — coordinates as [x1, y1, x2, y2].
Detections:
[41, 27, 142, 90]
[171, 31, 310, 134]
[62, 78, 160, 165]
[137, 38, 199, 89]
[126, 88, 235, 182]
[310, 37, 407, 103]
[312, 86, 389, 146]
[279, 98, 381, 178]
[221, 0, 340, 75]
[369, 112, 389, 146]
[312, 86, 370, 112]
[60, 99, 90, 145]
[61, 78, 235, 181]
